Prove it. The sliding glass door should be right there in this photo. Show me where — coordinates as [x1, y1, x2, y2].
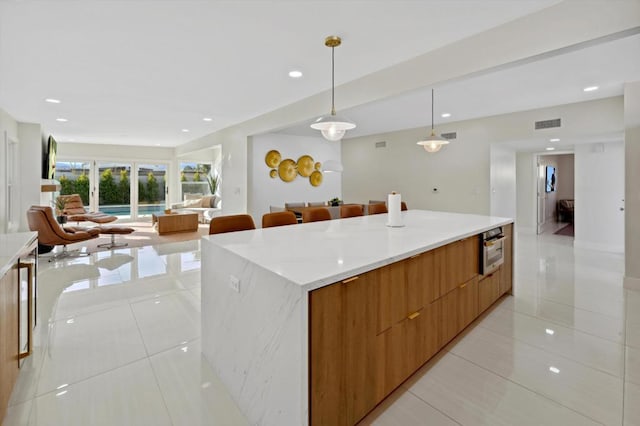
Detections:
[137, 163, 167, 218]
[56, 159, 170, 221]
[97, 162, 132, 218]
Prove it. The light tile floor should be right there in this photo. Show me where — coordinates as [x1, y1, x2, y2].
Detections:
[3, 231, 639, 425]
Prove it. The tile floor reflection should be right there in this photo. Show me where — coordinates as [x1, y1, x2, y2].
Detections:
[3, 231, 639, 425]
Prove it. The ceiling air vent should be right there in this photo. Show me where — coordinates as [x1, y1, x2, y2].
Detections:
[535, 118, 561, 130]
[441, 132, 457, 140]
[375, 141, 386, 148]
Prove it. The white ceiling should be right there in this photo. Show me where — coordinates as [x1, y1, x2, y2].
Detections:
[281, 33, 640, 150]
[0, 0, 564, 147]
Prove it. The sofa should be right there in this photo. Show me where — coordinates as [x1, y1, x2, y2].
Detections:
[171, 194, 221, 223]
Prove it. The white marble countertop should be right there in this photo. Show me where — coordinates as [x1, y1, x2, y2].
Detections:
[0, 232, 38, 277]
[203, 210, 512, 291]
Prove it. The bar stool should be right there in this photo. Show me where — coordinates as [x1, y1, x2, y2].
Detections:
[262, 211, 298, 228]
[368, 203, 388, 215]
[209, 214, 256, 234]
[302, 207, 332, 223]
[340, 205, 363, 218]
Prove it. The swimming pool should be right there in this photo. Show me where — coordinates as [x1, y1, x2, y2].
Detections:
[99, 204, 165, 216]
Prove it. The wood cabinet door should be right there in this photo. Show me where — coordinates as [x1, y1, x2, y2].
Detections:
[406, 299, 441, 372]
[457, 276, 479, 330]
[376, 261, 406, 334]
[309, 271, 377, 426]
[0, 266, 19, 422]
[499, 223, 513, 296]
[440, 288, 459, 346]
[478, 270, 500, 314]
[406, 250, 439, 313]
[441, 237, 479, 296]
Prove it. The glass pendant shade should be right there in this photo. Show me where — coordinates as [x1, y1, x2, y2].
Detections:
[417, 130, 450, 152]
[311, 113, 356, 142]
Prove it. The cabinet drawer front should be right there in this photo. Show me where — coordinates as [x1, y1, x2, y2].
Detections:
[479, 271, 500, 313]
[458, 276, 479, 330]
[377, 262, 406, 334]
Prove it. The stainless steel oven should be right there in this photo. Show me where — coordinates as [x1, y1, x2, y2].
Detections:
[480, 227, 505, 275]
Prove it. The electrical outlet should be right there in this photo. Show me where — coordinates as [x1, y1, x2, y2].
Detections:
[229, 275, 240, 293]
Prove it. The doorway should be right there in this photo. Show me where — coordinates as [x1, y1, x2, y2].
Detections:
[535, 153, 575, 236]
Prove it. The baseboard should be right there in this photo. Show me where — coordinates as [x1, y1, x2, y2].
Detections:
[573, 239, 624, 254]
[624, 276, 640, 291]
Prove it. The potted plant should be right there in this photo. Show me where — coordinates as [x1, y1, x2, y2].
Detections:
[55, 197, 67, 224]
[329, 197, 342, 207]
[207, 173, 220, 196]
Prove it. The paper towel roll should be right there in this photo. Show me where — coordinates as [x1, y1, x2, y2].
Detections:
[387, 192, 403, 227]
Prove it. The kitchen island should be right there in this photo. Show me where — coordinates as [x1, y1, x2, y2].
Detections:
[201, 210, 513, 425]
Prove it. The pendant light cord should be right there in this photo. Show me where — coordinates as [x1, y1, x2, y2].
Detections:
[431, 88, 434, 131]
[331, 46, 336, 116]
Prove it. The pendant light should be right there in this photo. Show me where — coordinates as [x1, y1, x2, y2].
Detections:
[417, 89, 449, 153]
[310, 36, 356, 141]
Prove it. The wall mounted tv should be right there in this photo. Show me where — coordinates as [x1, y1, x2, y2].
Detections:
[42, 135, 57, 179]
[545, 165, 556, 193]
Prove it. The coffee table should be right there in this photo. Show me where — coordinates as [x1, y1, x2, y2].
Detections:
[152, 212, 199, 235]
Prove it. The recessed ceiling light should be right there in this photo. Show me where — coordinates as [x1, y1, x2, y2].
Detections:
[549, 138, 560, 142]
[546, 147, 555, 151]
[545, 328, 555, 335]
[56, 118, 68, 122]
[181, 129, 189, 133]
[549, 366, 560, 374]
[288, 70, 303, 78]
[583, 86, 599, 92]
[441, 113, 451, 118]
[203, 117, 213, 122]
[45, 98, 61, 104]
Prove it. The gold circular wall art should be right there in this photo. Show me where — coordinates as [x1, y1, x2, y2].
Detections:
[265, 150, 281, 168]
[309, 170, 323, 187]
[297, 155, 315, 177]
[269, 169, 277, 178]
[314, 162, 322, 171]
[278, 159, 297, 182]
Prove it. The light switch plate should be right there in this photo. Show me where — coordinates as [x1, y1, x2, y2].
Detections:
[229, 275, 240, 293]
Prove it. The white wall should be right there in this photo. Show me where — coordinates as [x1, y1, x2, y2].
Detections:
[0, 108, 19, 233]
[574, 141, 625, 253]
[248, 133, 341, 224]
[342, 97, 623, 216]
[624, 81, 640, 288]
[556, 154, 575, 201]
[490, 145, 516, 219]
[17, 122, 42, 231]
[515, 152, 536, 234]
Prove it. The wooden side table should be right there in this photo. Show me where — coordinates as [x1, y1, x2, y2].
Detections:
[152, 212, 199, 235]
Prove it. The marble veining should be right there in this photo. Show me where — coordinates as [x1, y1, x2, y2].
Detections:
[203, 210, 511, 291]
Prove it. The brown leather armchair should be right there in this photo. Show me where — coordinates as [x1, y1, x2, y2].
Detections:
[27, 206, 100, 261]
[57, 194, 117, 224]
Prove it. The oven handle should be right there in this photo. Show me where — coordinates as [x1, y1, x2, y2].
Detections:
[484, 236, 506, 247]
